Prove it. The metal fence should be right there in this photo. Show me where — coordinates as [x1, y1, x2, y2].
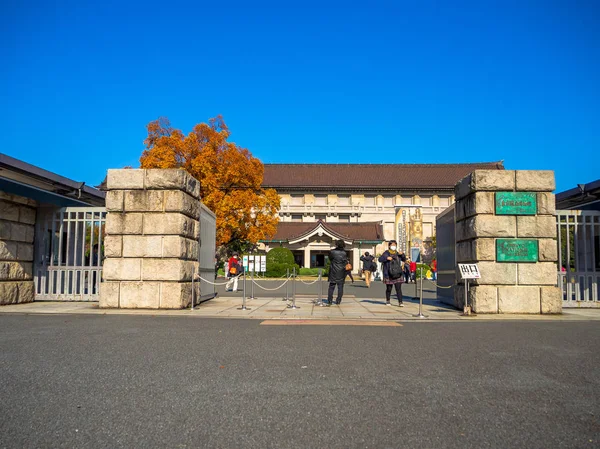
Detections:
[557, 210, 600, 307]
[34, 207, 106, 301]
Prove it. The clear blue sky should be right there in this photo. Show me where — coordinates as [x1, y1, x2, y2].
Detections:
[1, 0, 598, 192]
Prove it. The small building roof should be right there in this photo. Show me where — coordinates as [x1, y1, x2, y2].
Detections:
[0, 153, 105, 207]
[556, 179, 600, 211]
[262, 162, 504, 191]
[264, 220, 385, 243]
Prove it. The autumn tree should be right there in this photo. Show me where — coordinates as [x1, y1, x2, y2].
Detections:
[139, 116, 280, 249]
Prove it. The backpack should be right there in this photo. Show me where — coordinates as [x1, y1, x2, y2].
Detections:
[388, 256, 404, 279]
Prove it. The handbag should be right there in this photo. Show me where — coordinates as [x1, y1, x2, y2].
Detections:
[345, 262, 352, 271]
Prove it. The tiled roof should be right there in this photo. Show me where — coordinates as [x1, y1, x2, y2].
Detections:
[262, 162, 504, 190]
[266, 221, 384, 242]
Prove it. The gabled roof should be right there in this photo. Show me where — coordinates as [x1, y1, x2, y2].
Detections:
[262, 162, 504, 191]
[264, 220, 384, 243]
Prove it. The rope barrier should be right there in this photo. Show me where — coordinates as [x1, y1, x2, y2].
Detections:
[196, 274, 242, 286]
[297, 277, 321, 285]
[251, 277, 291, 291]
[423, 278, 455, 289]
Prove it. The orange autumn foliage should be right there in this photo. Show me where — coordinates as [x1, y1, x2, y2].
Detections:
[139, 116, 279, 247]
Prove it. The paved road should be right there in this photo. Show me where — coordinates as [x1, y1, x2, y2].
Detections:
[1, 315, 599, 448]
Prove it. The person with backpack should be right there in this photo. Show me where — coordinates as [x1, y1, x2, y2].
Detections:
[225, 252, 243, 292]
[378, 240, 406, 306]
[360, 251, 376, 287]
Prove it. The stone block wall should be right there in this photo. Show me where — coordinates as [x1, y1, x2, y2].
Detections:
[100, 169, 200, 309]
[0, 192, 37, 305]
[453, 170, 561, 314]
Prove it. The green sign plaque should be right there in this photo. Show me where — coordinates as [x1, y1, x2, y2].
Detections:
[496, 239, 538, 263]
[495, 192, 537, 215]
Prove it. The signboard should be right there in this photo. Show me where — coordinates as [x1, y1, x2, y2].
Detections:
[458, 263, 481, 279]
[496, 239, 538, 262]
[260, 255, 266, 272]
[242, 255, 248, 268]
[495, 192, 537, 215]
[248, 262, 254, 272]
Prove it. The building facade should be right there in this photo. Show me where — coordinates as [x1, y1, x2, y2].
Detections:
[260, 162, 504, 271]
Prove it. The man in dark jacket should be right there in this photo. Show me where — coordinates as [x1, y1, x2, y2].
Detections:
[326, 240, 348, 306]
[360, 251, 376, 287]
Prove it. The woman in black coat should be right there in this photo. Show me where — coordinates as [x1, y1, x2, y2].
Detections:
[378, 240, 406, 307]
[326, 239, 349, 306]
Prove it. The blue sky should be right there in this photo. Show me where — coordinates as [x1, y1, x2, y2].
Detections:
[1, 0, 598, 192]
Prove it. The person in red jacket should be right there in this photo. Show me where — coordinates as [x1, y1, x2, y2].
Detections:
[409, 260, 417, 283]
[225, 252, 242, 292]
[431, 259, 437, 280]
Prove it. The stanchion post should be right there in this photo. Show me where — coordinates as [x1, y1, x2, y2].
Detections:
[238, 270, 250, 310]
[413, 265, 428, 318]
[318, 269, 322, 304]
[250, 268, 255, 300]
[284, 268, 289, 301]
[290, 266, 299, 309]
[191, 265, 195, 311]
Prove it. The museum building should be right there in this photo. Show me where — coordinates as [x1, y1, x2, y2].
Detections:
[259, 162, 505, 270]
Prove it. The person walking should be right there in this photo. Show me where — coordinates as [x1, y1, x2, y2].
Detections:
[431, 259, 437, 280]
[345, 265, 354, 283]
[378, 240, 406, 306]
[225, 252, 242, 292]
[360, 251, 376, 287]
[409, 259, 417, 283]
[326, 240, 348, 306]
[404, 257, 412, 283]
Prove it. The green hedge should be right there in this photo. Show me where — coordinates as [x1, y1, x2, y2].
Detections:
[265, 248, 298, 278]
[415, 263, 431, 279]
[265, 262, 300, 278]
[299, 267, 322, 276]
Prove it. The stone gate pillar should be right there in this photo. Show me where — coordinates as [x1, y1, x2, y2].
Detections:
[454, 170, 561, 314]
[100, 169, 200, 309]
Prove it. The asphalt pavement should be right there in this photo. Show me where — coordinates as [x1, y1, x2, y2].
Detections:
[1, 315, 599, 449]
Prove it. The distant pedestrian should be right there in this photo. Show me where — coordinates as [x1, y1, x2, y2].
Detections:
[431, 259, 437, 280]
[409, 259, 417, 283]
[360, 251, 376, 287]
[378, 240, 406, 306]
[345, 264, 354, 283]
[404, 257, 412, 283]
[225, 252, 242, 292]
[326, 240, 348, 306]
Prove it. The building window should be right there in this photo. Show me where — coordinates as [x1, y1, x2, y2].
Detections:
[339, 214, 350, 223]
[421, 197, 431, 206]
[439, 197, 449, 207]
[364, 195, 375, 206]
[291, 195, 303, 205]
[338, 195, 350, 206]
[315, 214, 326, 221]
[315, 195, 327, 206]
[383, 196, 393, 206]
[291, 214, 302, 222]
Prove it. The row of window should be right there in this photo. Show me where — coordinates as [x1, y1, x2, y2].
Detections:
[290, 214, 350, 222]
[287, 194, 451, 207]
